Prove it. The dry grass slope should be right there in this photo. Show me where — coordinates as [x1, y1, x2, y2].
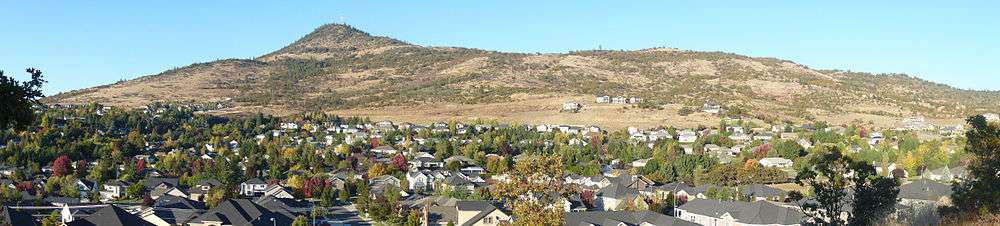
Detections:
[46, 24, 1000, 128]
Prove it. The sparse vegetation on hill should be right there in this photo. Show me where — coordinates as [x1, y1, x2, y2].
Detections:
[46, 23, 1000, 125]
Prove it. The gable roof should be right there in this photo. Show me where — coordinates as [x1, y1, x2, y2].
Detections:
[1, 206, 38, 226]
[425, 205, 457, 224]
[154, 194, 206, 209]
[66, 205, 156, 226]
[677, 199, 803, 225]
[738, 184, 786, 198]
[148, 195, 206, 225]
[564, 210, 699, 226]
[197, 179, 223, 187]
[598, 182, 639, 200]
[456, 201, 507, 226]
[242, 178, 266, 185]
[188, 199, 294, 226]
[899, 179, 953, 201]
[144, 177, 179, 189]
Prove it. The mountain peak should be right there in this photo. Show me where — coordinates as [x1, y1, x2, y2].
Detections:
[259, 23, 411, 61]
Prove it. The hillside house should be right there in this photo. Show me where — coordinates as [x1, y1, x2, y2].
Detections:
[562, 102, 582, 112]
[612, 96, 628, 104]
[702, 103, 722, 114]
[678, 130, 698, 143]
[596, 95, 611, 103]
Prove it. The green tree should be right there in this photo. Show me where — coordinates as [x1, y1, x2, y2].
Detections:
[0, 68, 45, 130]
[40, 210, 59, 226]
[291, 216, 309, 226]
[490, 154, 566, 226]
[947, 115, 1000, 220]
[792, 145, 899, 226]
[338, 188, 349, 204]
[404, 210, 421, 226]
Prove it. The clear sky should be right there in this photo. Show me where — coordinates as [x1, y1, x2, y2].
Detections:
[2, 1, 998, 95]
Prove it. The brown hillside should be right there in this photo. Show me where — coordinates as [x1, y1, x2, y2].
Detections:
[47, 24, 1000, 128]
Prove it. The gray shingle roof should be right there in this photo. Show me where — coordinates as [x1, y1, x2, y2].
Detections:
[188, 199, 294, 226]
[426, 205, 457, 225]
[899, 179, 952, 201]
[598, 182, 639, 200]
[564, 210, 699, 226]
[143, 177, 179, 190]
[243, 177, 267, 185]
[738, 184, 786, 199]
[456, 201, 506, 226]
[66, 205, 156, 226]
[677, 199, 804, 225]
[147, 195, 205, 225]
[2, 206, 38, 226]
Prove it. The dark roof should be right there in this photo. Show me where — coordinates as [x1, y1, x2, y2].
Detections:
[444, 175, 472, 186]
[426, 206, 457, 224]
[153, 194, 206, 209]
[147, 195, 206, 225]
[2, 206, 38, 226]
[197, 178, 223, 187]
[598, 183, 639, 200]
[43, 196, 81, 205]
[188, 199, 294, 226]
[738, 184, 786, 198]
[677, 199, 804, 225]
[899, 179, 953, 201]
[144, 177, 179, 189]
[243, 178, 267, 185]
[657, 181, 694, 192]
[255, 196, 310, 215]
[105, 180, 130, 187]
[564, 210, 699, 226]
[66, 205, 156, 226]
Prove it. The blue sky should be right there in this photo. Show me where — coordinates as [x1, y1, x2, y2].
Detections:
[1, 1, 998, 95]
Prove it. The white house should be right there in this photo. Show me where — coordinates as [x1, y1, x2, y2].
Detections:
[596, 95, 611, 103]
[759, 157, 794, 168]
[562, 102, 582, 112]
[678, 130, 698, 143]
[239, 178, 268, 197]
[675, 199, 803, 226]
[406, 171, 431, 191]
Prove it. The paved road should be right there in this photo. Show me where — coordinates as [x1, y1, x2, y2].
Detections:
[321, 204, 372, 226]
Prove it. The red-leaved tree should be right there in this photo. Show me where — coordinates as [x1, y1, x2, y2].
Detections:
[391, 154, 408, 172]
[52, 155, 72, 177]
[580, 190, 597, 209]
[136, 158, 146, 172]
[752, 144, 773, 158]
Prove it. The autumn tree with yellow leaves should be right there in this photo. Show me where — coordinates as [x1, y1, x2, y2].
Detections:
[490, 154, 573, 226]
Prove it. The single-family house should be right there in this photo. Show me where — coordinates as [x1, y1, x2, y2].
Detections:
[759, 157, 794, 168]
[423, 200, 511, 226]
[564, 210, 699, 226]
[675, 199, 804, 226]
[239, 178, 268, 197]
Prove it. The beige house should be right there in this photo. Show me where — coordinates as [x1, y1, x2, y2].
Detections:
[423, 200, 510, 226]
